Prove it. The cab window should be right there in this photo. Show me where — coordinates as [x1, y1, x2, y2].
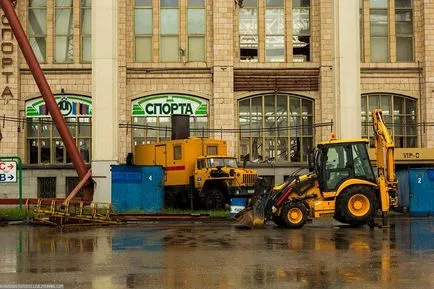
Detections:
[173, 145, 182, 160]
[197, 159, 206, 169]
[324, 145, 351, 191]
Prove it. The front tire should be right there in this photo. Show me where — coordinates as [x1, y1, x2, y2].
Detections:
[201, 188, 226, 210]
[281, 203, 308, 229]
[335, 185, 377, 226]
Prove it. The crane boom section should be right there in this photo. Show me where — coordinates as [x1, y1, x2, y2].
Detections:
[372, 109, 398, 210]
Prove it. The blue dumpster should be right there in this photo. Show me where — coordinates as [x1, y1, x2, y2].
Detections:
[111, 165, 164, 213]
[408, 168, 434, 216]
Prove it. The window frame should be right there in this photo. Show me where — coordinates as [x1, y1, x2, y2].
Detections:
[160, 0, 180, 62]
[80, 0, 92, 63]
[395, 0, 414, 62]
[28, 0, 48, 63]
[54, 0, 75, 63]
[292, 0, 311, 63]
[134, 0, 153, 62]
[187, 0, 206, 62]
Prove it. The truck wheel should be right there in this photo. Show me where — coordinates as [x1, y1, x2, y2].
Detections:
[281, 203, 308, 229]
[202, 189, 226, 210]
[335, 186, 377, 226]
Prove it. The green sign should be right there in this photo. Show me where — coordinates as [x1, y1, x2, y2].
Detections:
[132, 94, 208, 117]
[26, 95, 92, 118]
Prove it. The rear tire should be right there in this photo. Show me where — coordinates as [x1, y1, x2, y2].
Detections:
[281, 203, 308, 229]
[201, 188, 226, 210]
[335, 185, 377, 226]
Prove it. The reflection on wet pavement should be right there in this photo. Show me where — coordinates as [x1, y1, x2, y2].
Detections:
[0, 218, 433, 289]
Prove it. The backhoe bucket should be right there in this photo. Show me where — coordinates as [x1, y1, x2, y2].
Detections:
[234, 198, 267, 229]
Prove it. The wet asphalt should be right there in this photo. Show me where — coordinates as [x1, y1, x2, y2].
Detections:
[0, 217, 433, 289]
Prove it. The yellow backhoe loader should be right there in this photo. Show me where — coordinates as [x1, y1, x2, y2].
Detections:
[236, 109, 398, 229]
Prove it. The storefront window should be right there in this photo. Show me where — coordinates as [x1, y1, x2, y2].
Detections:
[132, 94, 209, 146]
[28, 0, 47, 62]
[55, 0, 74, 63]
[239, 93, 314, 163]
[25, 95, 92, 164]
[361, 93, 416, 148]
[80, 0, 92, 62]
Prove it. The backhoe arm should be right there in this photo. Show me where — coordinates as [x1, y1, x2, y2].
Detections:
[372, 109, 398, 212]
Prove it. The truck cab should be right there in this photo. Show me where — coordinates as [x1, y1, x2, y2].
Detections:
[194, 156, 258, 209]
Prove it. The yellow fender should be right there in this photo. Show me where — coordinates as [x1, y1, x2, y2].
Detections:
[323, 179, 377, 199]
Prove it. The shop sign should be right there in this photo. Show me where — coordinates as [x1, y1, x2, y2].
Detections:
[132, 94, 208, 117]
[25, 95, 92, 118]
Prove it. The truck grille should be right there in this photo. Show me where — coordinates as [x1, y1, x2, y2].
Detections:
[243, 174, 257, 185]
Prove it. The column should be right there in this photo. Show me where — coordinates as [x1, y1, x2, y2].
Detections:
[334, 0, 361, 139]
[91, 0, 119, 203]
[212, 0, 235, 155]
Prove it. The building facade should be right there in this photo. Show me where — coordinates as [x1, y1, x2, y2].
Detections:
[0, 0, 432, 201]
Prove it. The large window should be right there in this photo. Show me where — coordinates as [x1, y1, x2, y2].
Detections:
[135, 0, 153, 62]
[239, 94, 314, 163]
[80, 0, 92, 62]
[362, 0, 414, 63]
[238, 0, 310, 63]
[28, 1, 91, 64]
[187, 0, 206, 61]
[28, 0, 47, 62]
[395, 0, 413, 62]
[292, 0, 311, 62]
[361, 94, 416, 148]
[25, 95, 92, 165]
[55, 0, 74, 63]
[160, 0, 180, 62]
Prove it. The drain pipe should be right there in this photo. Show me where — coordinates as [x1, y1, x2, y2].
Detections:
[0, 0, 93, 198]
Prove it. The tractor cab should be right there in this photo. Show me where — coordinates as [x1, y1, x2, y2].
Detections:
[312, 140, 376, 192]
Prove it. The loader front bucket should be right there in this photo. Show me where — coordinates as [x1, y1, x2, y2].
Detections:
[234, 197, 267, 229]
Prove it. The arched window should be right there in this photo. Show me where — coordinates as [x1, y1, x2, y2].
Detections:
[361, 93, 417, 148]
[25, 94, 92, 164]
[239, 93, 314, 162]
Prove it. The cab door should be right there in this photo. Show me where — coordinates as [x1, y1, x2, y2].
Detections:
[194, 159, 207, 189]
[321, 145, 352, 192]
[155, 145, 167, 181]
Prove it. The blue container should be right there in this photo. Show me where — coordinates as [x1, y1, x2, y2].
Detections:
[408, 168, 434, 216]
[230, 198, 247, 217]
[111, 165, 164, 213]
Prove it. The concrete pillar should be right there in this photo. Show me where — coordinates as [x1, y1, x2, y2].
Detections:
[91, 0, 119, 203]
[212, 0, 235, 155]
[333, 0, 361, 139]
